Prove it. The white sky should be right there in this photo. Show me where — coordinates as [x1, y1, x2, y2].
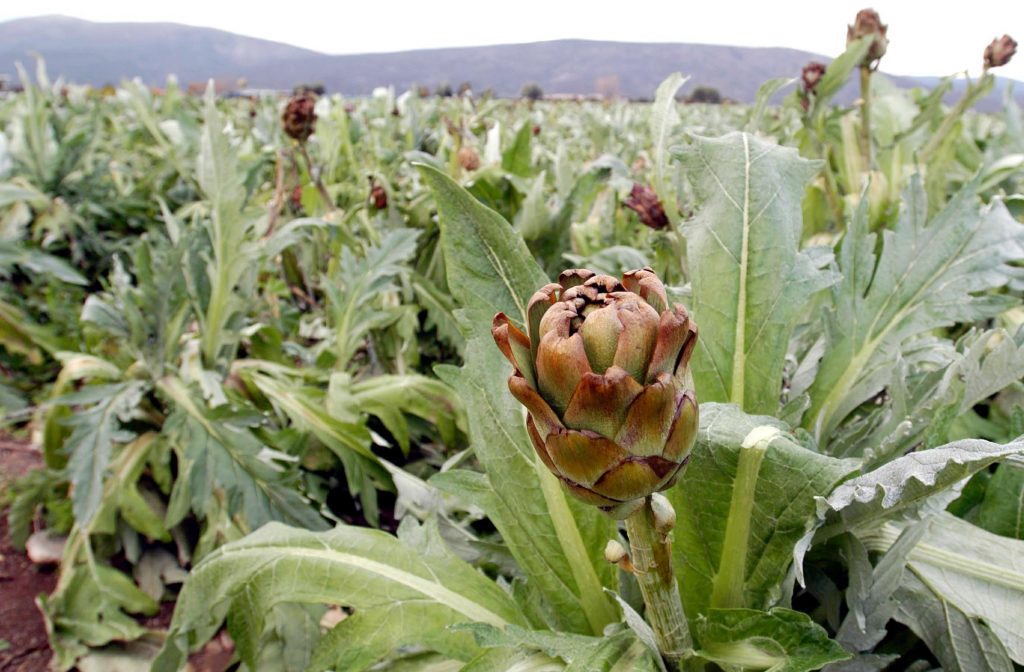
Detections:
[3, 0, 1023, 81]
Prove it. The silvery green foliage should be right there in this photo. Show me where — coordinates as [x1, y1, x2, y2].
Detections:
[678, 132, 838, 416]
[801, 181, 1024, 446]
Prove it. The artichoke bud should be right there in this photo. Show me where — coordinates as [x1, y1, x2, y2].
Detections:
[281, 95, 317, 142]
[847, 9, 888, 67]
[984, 35, 1017, 70]
[493, 268, 698, 519]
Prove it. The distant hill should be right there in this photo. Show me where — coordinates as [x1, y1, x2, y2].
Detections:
[1, 15, 1020, 110]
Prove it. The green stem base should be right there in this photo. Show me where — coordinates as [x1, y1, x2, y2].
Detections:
[625, 497, 692, 671]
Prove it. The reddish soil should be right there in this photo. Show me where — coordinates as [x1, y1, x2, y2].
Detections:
[0, 439, 54, 672]
[0, 437, 236, 672]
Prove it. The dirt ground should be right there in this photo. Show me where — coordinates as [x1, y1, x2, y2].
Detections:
[0, 438, 234, 672]
[0, 439, 55, 672]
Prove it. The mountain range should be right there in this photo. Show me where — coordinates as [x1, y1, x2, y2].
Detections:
[1, 15, 1020, 110]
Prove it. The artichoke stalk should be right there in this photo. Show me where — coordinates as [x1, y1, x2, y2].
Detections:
[492, 267, 698, 519]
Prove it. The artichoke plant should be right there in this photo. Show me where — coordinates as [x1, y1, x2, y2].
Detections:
[492, 268, 698, 517]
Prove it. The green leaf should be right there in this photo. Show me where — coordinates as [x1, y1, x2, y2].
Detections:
[326, 228, 420, 367]
[977, 461, 1024, 539]
[677, 132, 835, 414]
[809, 437, 1024, 542]
[158, 376, 328, 532]
[65, 381, 147, 525]
[460, 623, 659, 672]
[873, 513, 1024, 664]
[695, 608, 850, 672]
[502, 122, 533, 178]
[746, 78, 795, 134]
[421, 161, 617, 635]
[650, 73, 687, 214]
[154, 520, 527, 672]
[802, 179, 1024, 444]
[835, 522, 928, 652]
[668, 404, 857, 620]
[43, 562, 158, 671]
[0, 241, 87, 284]
[894, 570, 1014, 672]
[415, 163, 547, 324]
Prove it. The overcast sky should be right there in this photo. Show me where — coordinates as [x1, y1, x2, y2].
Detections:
[3, 0, 1022, 81]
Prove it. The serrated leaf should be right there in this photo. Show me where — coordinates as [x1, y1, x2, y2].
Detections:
[327, 228, 420, 367]
[158, 376, 328, 532]
[809, 437, 1024, 540]
[668, 404, 857, 620]
[678, 132, 835, 414]
[154, 520, 527, 672]
[802, 180, 1024, 445]
[65, 381, 147, 525]
[835, 521, 928, 651]
[696, 608, 850, 672]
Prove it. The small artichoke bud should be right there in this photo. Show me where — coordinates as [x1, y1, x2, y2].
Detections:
[493, 268, 698, 519]
[624, 184, 670, 230]
[984, 35, 1018, 70]
[801, 62, 827, 94]
[847, 9, 888, 67]
[369, 179, 388, 210]
[281, 95, 317, 142]
[457, 146, 480, 171]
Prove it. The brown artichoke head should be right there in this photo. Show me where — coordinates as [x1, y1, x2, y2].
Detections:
[847, 8, 888, 67]
[492, 268, 698, 518]
[984, 35, 1018, 70]
[801, 62, 827, 94]
[624, 183, 670, 231]
[282, 95, 317, 142]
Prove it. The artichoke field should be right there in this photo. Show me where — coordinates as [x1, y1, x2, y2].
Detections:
[1, 27, 1024, 672]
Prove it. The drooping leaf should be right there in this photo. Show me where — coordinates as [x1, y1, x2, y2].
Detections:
[153, 520, 527, 672]
[678, 132, 836, 414]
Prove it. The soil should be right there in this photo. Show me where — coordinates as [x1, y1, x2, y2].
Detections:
[0, 438, 55, 672]
[0, 437, 235, 672]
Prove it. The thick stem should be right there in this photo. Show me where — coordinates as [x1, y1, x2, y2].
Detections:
[858, 66, 872, 169]
[710, 426, 775, 608]
[624, 496, 692, 670]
